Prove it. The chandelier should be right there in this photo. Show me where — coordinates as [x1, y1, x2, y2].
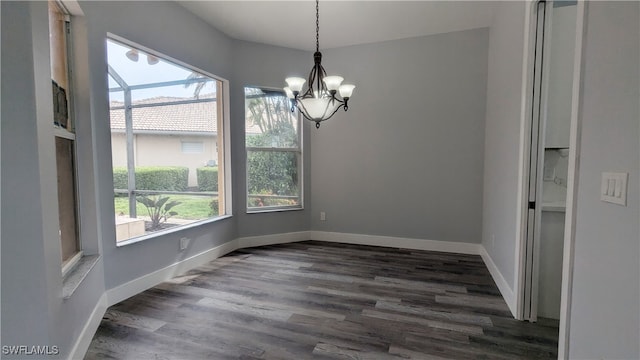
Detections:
[284, 0, 355, 129]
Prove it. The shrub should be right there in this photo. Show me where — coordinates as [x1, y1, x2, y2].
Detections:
[112, 168, 128, 192]
[246, 150, 298, 196]
[113, 166, 189, 191]
[197, 166, 218, 191]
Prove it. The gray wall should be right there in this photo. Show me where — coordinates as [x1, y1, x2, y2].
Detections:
[481, 1, 527, 289]
[1, 2, 107, 358]
[2, 1, 61, 350]
[568, 2, 639, 358]
[310, 29, 488, 243]
[231, 40, 312, 238]
[12, 1, 638, 359]
[80, 1, 237, 291]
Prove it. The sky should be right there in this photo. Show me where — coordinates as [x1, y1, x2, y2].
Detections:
[107, 39, 216, 102]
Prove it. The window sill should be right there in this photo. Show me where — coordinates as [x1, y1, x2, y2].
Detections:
[116, 214, 233, 247]
[62, 254, 100, 299]
[247, 206, 303, 214]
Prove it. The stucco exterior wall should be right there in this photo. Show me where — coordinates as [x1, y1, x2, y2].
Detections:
[111, 133, 218, 187]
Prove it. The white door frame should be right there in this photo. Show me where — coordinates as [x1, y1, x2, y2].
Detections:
[518, 1, 553, 321]
[513, 0, 587, 357]
[557, 1, 586, 358]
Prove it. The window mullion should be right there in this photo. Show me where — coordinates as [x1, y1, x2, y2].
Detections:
[246, 147, 300, 153]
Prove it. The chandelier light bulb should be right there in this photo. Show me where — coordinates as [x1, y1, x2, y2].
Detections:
[338, 84, 356, 98]
[285, 77, 306, 93]
[323, 76, 344, 92]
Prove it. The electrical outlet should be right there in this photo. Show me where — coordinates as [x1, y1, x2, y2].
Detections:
[179, 237, 190, 251]
[320, 212, 326, 221]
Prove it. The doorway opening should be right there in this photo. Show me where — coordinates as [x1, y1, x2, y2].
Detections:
[520, 0, 580, 325]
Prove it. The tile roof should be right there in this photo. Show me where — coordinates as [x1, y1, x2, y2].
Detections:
[110, 95, 217, 133]
[109, 95, 262, 134]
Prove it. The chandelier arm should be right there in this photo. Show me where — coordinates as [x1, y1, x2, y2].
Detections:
[323, 103, 346, 121]
[316, 62, 327, 94]
[316, 63, 322, 94]
[302, 64, 317, 98]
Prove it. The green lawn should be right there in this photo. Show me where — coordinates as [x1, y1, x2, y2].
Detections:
[114, 194, 216, 220]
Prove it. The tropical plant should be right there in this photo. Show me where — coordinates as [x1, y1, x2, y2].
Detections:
[184, 72, 211, 99]
[245, 87, 296, 136]
[136, 195, 181, 231]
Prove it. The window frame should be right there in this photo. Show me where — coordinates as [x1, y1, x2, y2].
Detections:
[49, 0, 83, 276]
[245, 87, 304, 213]
[106, 35, 232, 246]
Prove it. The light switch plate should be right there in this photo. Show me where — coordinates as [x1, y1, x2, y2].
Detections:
[601, 172, 628, 206]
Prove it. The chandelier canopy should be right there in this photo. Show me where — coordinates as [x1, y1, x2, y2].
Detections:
[284, 0, 355, 129]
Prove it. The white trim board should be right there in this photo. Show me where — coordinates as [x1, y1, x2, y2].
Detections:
[558, 2, 587, 358]
[479, 246, 517, 317]
[238, 231, 310, 249]
[105, 231, 311, 308]
[309, 231, 516, 316]
[309, 231, 482, 255]
[105, 240, 239, 307]
[67, 293, 108, 360]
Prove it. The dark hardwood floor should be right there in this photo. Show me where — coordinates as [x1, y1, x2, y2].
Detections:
[86, 241, 559, 359]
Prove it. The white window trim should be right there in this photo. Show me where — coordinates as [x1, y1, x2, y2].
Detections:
[107, 34, 233, 245]
[51, 2, 84, 276]
[245, 88, 303, 213]
[244, 146, 303, 212]
[61, 250, 83, 277]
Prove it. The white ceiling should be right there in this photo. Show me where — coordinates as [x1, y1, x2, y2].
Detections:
[177, 1, 496, 51]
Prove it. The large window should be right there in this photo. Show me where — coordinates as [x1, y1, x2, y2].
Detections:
[49, 0, 81, 274]
[107, 38, 227, 244]
[245, 87, 302, 212]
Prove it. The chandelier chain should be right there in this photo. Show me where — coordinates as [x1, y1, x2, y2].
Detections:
[316, 0, 320, 52]
[284, 0, 354, 128]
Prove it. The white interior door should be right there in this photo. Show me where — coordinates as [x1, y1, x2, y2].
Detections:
[523, 0, 551, 322]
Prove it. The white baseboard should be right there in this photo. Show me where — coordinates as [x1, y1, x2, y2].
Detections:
[67, 293, 108, 360]
[106, 240, 238, 306]
[479, 246, 517, 317]
[309, 231, 482, 255]
[105, 231, 311, 307]
[237, 231, 311, 248]
[311, 231, 516, 316]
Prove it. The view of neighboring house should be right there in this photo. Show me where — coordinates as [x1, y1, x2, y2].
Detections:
[109, 95, 218, 188]
[110, 94, 262, 188]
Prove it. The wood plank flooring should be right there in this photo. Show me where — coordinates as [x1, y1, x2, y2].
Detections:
[86, 241, 559, 359]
